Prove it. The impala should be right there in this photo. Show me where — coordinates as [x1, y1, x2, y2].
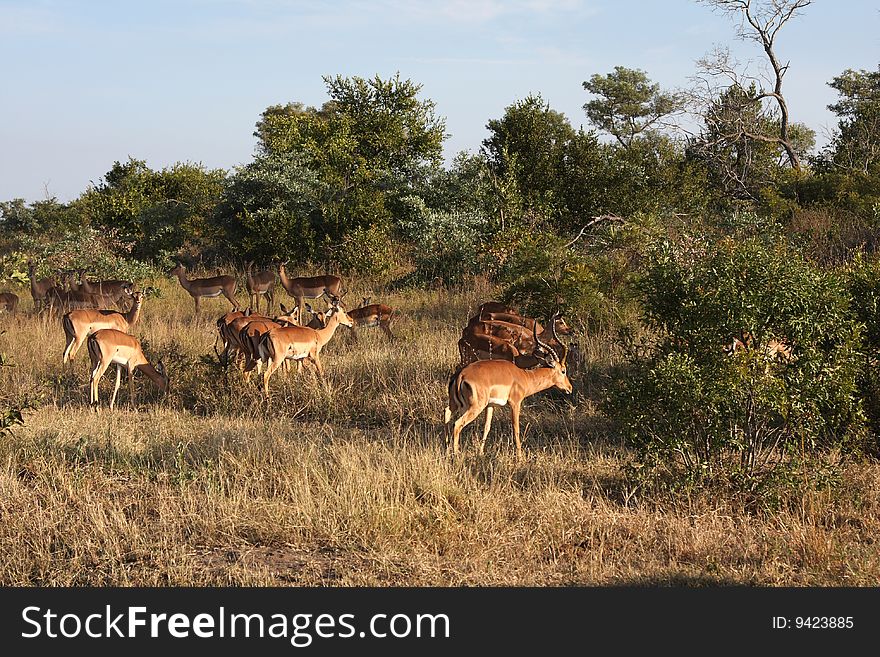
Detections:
[347, 297, 395, 342]
[87, 328, 168, 410]
[169, 262, 240, 313]
[278, 264, 343, 324]
[477, 301, 519, 316]
[457, 332, 523, 367]
[724, 331, 794, 362]
[27, 260, 57, 313]
[62, 288, 144, 363]
[245, 261, 276, 314]
[251, 301, 353, 397]
[0, 292, 19, 314]
[215, 309, 247, 366]
[466, 312, 569, 362]
[444, 325, 572, 460]
[75, 270, 133, 307]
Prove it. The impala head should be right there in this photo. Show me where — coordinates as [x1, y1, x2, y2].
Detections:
[168, 262, 185, 277]
[329, 299, 354, 327]
[534, 320, 572, 394]
[361, 297, 371, 308]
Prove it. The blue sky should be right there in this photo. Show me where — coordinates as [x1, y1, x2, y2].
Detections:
[1, 0, 877, 203]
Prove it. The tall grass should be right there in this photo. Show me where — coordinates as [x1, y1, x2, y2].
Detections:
[0, 274, 878, 585]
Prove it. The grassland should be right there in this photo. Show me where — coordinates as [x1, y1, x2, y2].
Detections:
[0, 275, 879, 586]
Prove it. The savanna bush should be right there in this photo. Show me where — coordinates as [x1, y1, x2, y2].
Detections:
[609, 235, 866, 492]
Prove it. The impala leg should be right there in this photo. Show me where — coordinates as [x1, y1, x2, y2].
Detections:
[381, 323, 394, 341]
[263, 357, 281, 397]
[128, 366, 136, 408]
[224, 288, 240, 311]
[511, 400, 523, 461]
[62, 336, 77, 364]
[110, 364, 123, 411]
[90, 361, 107, 407]
[266, 289, 274, 315]
[479, 406, 494, 456]
[451, 405, 483, 456]
[194, 296, 201, 315]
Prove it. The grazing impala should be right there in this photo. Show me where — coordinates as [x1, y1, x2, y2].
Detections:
[169, 262, 240, 313]
[62, 289, 144, 363]
[347, 297, 395, 342]
[278, 264, 343, 324]
[87, 329, 168, 410]
[445, 324, 572, 460]
[245, 261, 276, 314]
[0, 292, 19, 314]
[252, 301, 353, 397]
[27, 260, 57, 313]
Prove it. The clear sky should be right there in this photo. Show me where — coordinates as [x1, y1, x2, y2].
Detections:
[1, 0, 877, 203]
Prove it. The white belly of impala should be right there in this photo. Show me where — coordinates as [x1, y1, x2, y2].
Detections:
[201, 290, 223, 297]
[488, 397, 508, 406]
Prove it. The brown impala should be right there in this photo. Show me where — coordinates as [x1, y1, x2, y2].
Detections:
[445, 324, 572, 460]
[0, 292, 19, 314]
[346, 297, 395, 341]
[27, 260, 57, 313]
[62, 288, 145, 363]
[251, 301, 353, 397]
[75, 270, 133, 307]
[278, 263, 343, 324]
[169, 262, 240, 313]
[87, 329, 168, 410]
[245, 261, 276, 314]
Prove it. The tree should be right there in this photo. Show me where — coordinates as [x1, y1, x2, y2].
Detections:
[582, 66, 683, 149]
[689, 82, 814, 198]
[482, 94, 576, 222]
[823, 67, 880, 174]
[254, 74, 447, 240]
[696, 0, 812, 170]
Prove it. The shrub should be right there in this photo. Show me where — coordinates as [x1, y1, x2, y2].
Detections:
[609, 236, 866, 493]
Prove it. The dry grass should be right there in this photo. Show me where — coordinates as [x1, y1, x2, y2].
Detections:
[1, 275, 879, 586]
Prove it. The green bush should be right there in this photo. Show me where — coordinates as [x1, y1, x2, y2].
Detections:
[609, 236, 866, 492]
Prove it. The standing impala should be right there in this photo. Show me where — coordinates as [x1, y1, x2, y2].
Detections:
[278, 264, 342, 324]
[62, 289, 145, 363]
[27, 260, 57, 313]
[87, 328, 168, 410]
[444, 325, 572, 460]
[251, 301, 353, 397]
[245, 261, 276, 314]
[75, 270, 133, 308]
[169, 262, 240, 314]
[347, 297, 395, 342]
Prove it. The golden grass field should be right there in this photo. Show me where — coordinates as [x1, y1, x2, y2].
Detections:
[1, 274, 879, 586]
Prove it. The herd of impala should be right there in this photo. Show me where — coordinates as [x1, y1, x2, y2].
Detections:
[1, 259, 581, 458]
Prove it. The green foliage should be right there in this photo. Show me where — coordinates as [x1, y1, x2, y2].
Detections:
[78, 158, 226, 261]
[610, 236, 866, 491]
[16, 227, 157, 283]
[822, 66, 880, 175]
[582, 66, 683, 149]
[397, 206, 489, 286]
[215, 152, 323, 264]
[331, 224, 398, 278]
[0, 197, 82, 235]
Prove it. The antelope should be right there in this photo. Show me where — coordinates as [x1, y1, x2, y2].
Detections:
[215, 309, 247, 366]
[0, 292, 19, 314]
[251, 301, 353, 397]
[724, 332, 794, 363]
[87, 329, 168, 410]
[466, 312, 569, 362]
[245, 261, 276, 314]
[75, 270, 133, 307]
[169, 262, 240, 313]
[477, 301, 519, 316]
[347, 297, 395, 342]
[303, 303, 331, 329]
[444, 324, 572, 460]
[458, 333, 523, 367]
[45, 286, 115, 316]
[236, 305, 300, 377]
[27, 260, 57, 313]
[62, 288, 144, 363]
[278, 264, 343, 324]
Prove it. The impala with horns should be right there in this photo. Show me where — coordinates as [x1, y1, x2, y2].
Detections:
[0, 292, 19, 314]
[27, 260, 57, 314]
[245, 261, 277, 314]
[62, 288, 145, 363]
[467, 311, 570, 363]
[250, 300, 353, 397]
[445, 323, 572, 460]
[87, 329, 168, 410]
[169, 262, 240, 313]
[278, 264, 343, 324]
[346, 297, 395, 342]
